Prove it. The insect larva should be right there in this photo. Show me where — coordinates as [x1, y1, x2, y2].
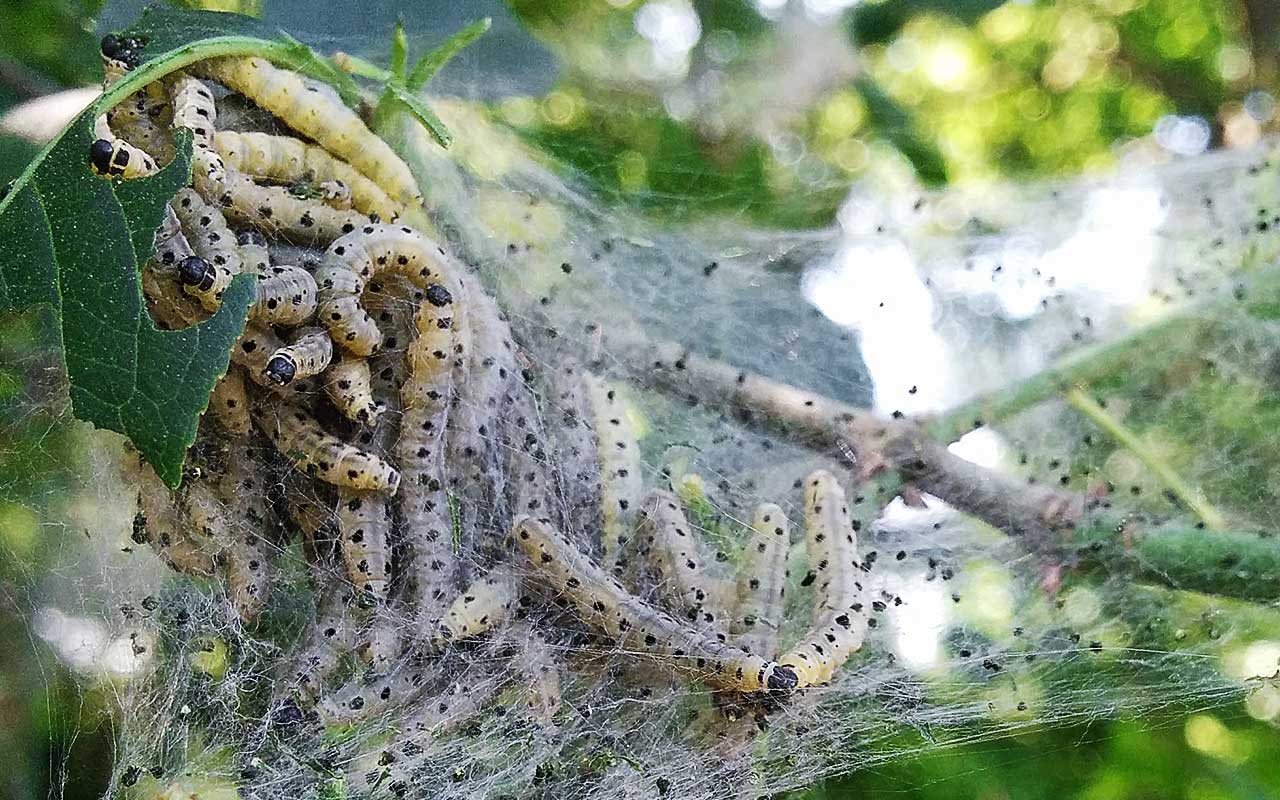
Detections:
[183, 468, 272, 622]
[89, 114, 158, 179]
[430, 570, 518, 649]
[287, 582, 362, 705]
[213, 130, 402, 222]
[513, 516, 798, 694]
[636, 491, 723, 630]
[585, 375, 643, 578]
[218, 171, 370, 244]
[319, 659, 440, 727]
[107, 91, 174, 166]
[543, 366, 605, 552]
[257, 400, 401, 494]
[315, 224, 451, 355]
[208, 368, 251, 438]
[171, 188, 241, 311]
[143, 211, 206, 329]
[360, 666, 502, 796]
[398, 278, 463, 623]
[237, 229, 271, 275]
[730, 503, 791, 658]
[323, 357, 383, 425]
[250, 264, 318, 326]
[169, 75, 217, 149]
[230, 322, 286, 389]
[125, 453, 215, 576]
[195, 56, 423, 207]
[777, 470, 868, 688]
[264, 328, 334, 386]
[336, 491, 393, 601]
[509, 625, 562, 723]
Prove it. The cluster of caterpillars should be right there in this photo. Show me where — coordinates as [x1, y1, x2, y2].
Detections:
[101, 34, 875, 794]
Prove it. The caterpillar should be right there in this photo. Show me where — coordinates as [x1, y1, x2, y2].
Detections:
[142, 208, 206, 330]
[218, 171, 371, 245]
[171, 188, 242, 311]
[230, 322, 287, 389]
[777, 470, 869, 688]
[286, 582, 363, 705]
[213, 130, 402, 222]
[398, 277, 464, 623]
[106, 88, 174, 166]
[89, 113, 159, 180]
[513, 516, 798, 694]
[194, 56, 423, 207]
[264, 328, 334, 386]
[125, 453, 215, 577]
[280, 470, 339, 551]
[636, 491, 723, 630]
[319, 658, 440, 726]
[323, 358, 383, 425]
[315, 224, 452, 356]
[430, 569, 518, 649]
[586, 375, 643, 578]
[730, 503, 791, 658]
[250, 264, 318, 327]
[208, 368, 251, 438]
[336, 491, 393, 601]
[169, 74, 217, 150]
[541, 366, 605, 553]
[256, 400, 401, 494]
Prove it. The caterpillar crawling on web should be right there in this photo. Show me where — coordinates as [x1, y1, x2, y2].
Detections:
[98, 29, 889, 800]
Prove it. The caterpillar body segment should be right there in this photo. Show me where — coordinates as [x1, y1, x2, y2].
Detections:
[171, 188, 242, 311]
[257, 400, 401, 494]
[237, 229, 271, 275]
[213, 130, 402, 221]
[194, 56, 423, 207]
[509, 625, 563, 723]
[336, 490, 393, 602]
[778, 471, 869, 688]
[636, 491, 724, 630]
[126, 454, 215, 577]
[513, 516, 798, 695]
[182, 470, 272, 622]
[287, 583, 362, 705]
[218, 172, 370, 244]
[107, 91, 174, 166]
[586, 375, 643, 578]
[315, 224, 452, 355]
[209, 368, 251, 438]
[265, 328, 334, 386]
[250, 264, 318, 326]
[542, 367, 605, 552]
[398, 276, 463, 623]
[169, 74, 217, 149]
[89, 114, 158, 179]
[143, 213, 206, 329]
[230, 322, 286, 388]
[731, 503, 791, 658]
[431, 570, 518, 649]
[323, 358, 383, 426]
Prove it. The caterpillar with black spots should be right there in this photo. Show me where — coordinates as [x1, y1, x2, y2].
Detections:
[264, 328, 334, 386]
[213, 130, 402, 222]
[323, 358, 382, 426]
[513, 516, 799, 695]
[315, 224, 453, 356]
[636, 491, 724, 630]
[255, 399, 401, 494]
[193, 57, 422, 208]
[170, 188, 242, 311]
[730, 503, 791, 658]
[89, 114, 159, 180]
[586, 375, 643, 578]
[777, 470, 869, 687]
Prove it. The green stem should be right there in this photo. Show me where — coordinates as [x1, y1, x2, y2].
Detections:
[1065, 388, 1228, 531]
[1072, 521, 1280, 603]
[333, 51, 392, 82]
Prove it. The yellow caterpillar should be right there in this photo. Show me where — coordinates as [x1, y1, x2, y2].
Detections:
[431, 569, 518, 648]
[208, 368, 251, 438]
[142, 208, 206, 330]
[514, 516, 799, 694]
[323, 358, 382, 425]
[315, 224, 453, 355]
[170, 188, 242, 311]
[213, 130, 403, 222]
[730, 503, 791, 658]
[586, 375, 643, 578]
[287, 584, 363, 705]
[169, 74, 217, 150]
[125, 452, 215, 577]
[636, 491, 723, 630]
[89, 114, 159, 180]
[264, 328, 334, 386]
[194, 56, 423, 208]
[777, 471, 869, 687]
[250, 264, 318, 327]
[335, 491, 393, 601]
[256, 400, 401, 494]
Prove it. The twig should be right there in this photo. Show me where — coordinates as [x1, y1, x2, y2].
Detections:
[600, 334, 1088, 544]
[1065, 388, 1227, 531]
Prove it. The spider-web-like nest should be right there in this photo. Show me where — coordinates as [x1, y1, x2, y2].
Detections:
[12, 61, 1280, 800]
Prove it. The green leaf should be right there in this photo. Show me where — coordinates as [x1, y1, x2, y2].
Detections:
[390, 20, 408, 82]
[384, 82, 452, 148]
[0, 110, 253, 488]
[854, 77, 948, 186]
[405, 18, 491, 93]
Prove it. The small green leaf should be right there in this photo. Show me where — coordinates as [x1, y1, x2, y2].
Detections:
[385, 82, 452, 148]
[405, 18, 491, 93]
[0, 110, 253, 488]
[390, 20, 408, 82]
